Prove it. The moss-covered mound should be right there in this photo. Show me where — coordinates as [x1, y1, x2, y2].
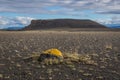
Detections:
[24, 48, 97, 66]
[37, 49, 63, 65]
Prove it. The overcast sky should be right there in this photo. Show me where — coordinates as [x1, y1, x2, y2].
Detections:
[0, 0, 120, 28]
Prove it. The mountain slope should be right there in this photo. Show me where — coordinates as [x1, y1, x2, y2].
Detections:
[23, 19, 107, 30]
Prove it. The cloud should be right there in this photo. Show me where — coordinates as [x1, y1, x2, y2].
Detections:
[0, 16, 9, 25]
[15, 17, 34, 25]
[0, 0, 119, 14]
[0, 20, 8, 25]
[0, 0, 120, 29]
[0, 15, 120, 29]
[96, 16, 120, 24]
[0, 16, 34, 29]
[95, 10, 120, 14]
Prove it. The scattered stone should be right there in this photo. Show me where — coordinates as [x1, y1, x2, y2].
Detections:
[79, 70, 84, 73]
[4, 76, 10, 79]
[0, 74, 3, 78]
[16, 54, 22, 57]
[16, 63, 21, 67]
[10, 61, 15, 64]
[100, 66, 106, 69]
[96, 76, 104, 79]
[117, 54, 120, 60]
[48, 77, 52, 80]
[14, 50, 19, 53]
[83, 73, 92, 76]
[0, 64, 5, 66]
[46, 69, 53, 74]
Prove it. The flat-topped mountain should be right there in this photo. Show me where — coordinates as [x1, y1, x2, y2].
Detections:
[23, 19, 107, 30]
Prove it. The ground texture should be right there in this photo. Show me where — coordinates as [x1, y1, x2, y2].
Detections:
[0, 31, 120, 80]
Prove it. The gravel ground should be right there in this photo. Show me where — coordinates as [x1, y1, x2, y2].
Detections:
[0, 31, 120, 80]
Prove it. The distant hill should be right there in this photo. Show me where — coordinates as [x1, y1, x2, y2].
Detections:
[114, 26, 120, 28]
[2, 27, 24, 31]
[23, 19, 107, 30]
[110, 26, 120, 28]
[106, 24, 120, 28]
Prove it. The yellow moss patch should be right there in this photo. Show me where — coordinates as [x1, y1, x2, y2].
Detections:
[31, 52, 40, 61]
[23, 49, 97, 66]
[42, 48, 63, 58]
[63, 53, 98, 66]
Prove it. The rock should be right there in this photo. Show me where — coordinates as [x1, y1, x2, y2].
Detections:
[38, 49, 63, 64]
[0, 74, 3, 78]
[23, 19, 107, 30]
[117, 54, 120, 60]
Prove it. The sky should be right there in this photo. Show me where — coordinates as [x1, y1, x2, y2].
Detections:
[0, 0, 120, 29]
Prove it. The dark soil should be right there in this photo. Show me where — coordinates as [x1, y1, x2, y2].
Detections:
[0, 31, 120, 80]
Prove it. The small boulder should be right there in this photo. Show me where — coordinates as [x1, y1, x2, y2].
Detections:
[38, 49, 63, 64]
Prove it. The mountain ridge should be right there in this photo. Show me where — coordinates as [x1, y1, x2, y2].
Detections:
[23, 19, 107, 30]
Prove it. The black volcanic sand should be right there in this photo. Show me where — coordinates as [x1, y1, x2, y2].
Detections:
[0, 31, 120, 80]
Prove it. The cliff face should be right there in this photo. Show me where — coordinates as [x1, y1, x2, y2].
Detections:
[23, 19, 107, 30]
